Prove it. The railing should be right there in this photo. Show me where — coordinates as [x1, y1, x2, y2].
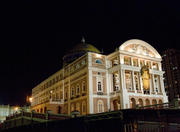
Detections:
[49, 99, 64, 104]
[137, 102, 177, 109]
[5, 111, 70, 121]
[110, 90, 121, 96]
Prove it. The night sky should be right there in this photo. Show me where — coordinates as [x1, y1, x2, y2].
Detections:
[1, 0, 180, 105]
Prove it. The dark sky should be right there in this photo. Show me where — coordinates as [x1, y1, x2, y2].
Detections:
[1, 0, 180, 105]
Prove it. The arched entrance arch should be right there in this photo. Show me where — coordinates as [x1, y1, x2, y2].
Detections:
[130, 98, 136, 108]
[145, 99, 150, 106]
[113, 99, 119, 110]
[138, 99, 143, 107]
[57, 106, 61, 114]
[152, 99, 157, 105]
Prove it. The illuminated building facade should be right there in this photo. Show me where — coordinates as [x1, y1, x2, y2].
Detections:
[31, 39, 168, 115]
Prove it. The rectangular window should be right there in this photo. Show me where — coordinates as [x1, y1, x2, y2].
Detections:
[76, 85, 80, 95]
[124, 56, 131, 65]
[133, 58, 138, 67]
[125, 71, 133, 90]
[146, 61, 151, 69]
[98, 82, 102, 91]
[152, 63, 158, 70]
[140, 60, 145, 67]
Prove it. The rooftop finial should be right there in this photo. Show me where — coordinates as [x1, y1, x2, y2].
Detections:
[81, 36, 85, 43]
[101, 49, 104, 54]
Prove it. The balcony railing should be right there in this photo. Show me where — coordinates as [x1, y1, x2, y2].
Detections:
[49, 99, 64, 104]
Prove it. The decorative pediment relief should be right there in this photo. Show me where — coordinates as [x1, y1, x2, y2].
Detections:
[123, 44, 155, 57]
[119, 39, 161, 59]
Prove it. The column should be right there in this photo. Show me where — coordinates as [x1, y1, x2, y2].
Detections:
[152, 74, 156, 94]
[151, 74, 154, 94]
[120, 55, 124, 64]
[158, 75, 162, 93]
[132, 71, 136, 92]
[139, 73, 143, 93]
[159, 63, 162, 71]
[120, 69, 125, 108]
[131, 57, 133, 66]
[88, 69, 93, 114]
[138, 59, 140, 67]
[151, 61, 154, 69]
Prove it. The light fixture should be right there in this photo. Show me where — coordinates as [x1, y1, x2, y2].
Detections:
[96, 54, 102, 58]
[14, 107, 19, 111]
[29, 97, 33, 103]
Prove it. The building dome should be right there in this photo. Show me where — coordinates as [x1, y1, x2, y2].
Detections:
[63, 38, 100, 66]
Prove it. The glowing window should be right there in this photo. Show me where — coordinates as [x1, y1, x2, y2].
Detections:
[96, 59, 102, 64]
[76, 84, 80, 95]
[98, 82, 102, 91]
[97, 100, 104, 113]
[82, 81, 86, 92]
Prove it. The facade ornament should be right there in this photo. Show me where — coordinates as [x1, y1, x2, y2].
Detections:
[140, 65, 150, 90]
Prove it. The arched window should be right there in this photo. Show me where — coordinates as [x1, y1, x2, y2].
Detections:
[138, 99, 143, 107]
[98, 82, 102, 91]
[76, 84, 80, 95]
[158, 99, 163, 108]
[145, 99, 150, 106]
[97, 100, 104, 113]
[96, 59, 102, 64]
[158, 100, 163, 104]
[82, 81, 86, 92]
[113, 100, 119, 110]
[152, 99, 157, 105]
[130, 98, 136, 108]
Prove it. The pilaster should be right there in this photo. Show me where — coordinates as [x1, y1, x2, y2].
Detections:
[88, 69, 93, 114]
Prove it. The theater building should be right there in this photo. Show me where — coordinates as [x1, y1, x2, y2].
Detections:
[31, 39, 168, 115]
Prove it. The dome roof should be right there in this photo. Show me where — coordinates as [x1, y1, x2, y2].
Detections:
[68, 43, 100, 54]
[63, 39, 100, 66]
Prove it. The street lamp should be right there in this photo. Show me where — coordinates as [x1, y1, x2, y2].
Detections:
[29, 97, 33, 103]
[14, 106, 19, 114]
[14, 107, 18, 111]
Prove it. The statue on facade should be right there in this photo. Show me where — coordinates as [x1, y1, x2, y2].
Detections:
[141, 65, 150, 91]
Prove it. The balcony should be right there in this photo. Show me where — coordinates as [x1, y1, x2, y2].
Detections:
[110, 90, 121, 96]
[97, 92, 104, 95]
[49, 99, 64, 104]
[82, 92, 87, 96]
